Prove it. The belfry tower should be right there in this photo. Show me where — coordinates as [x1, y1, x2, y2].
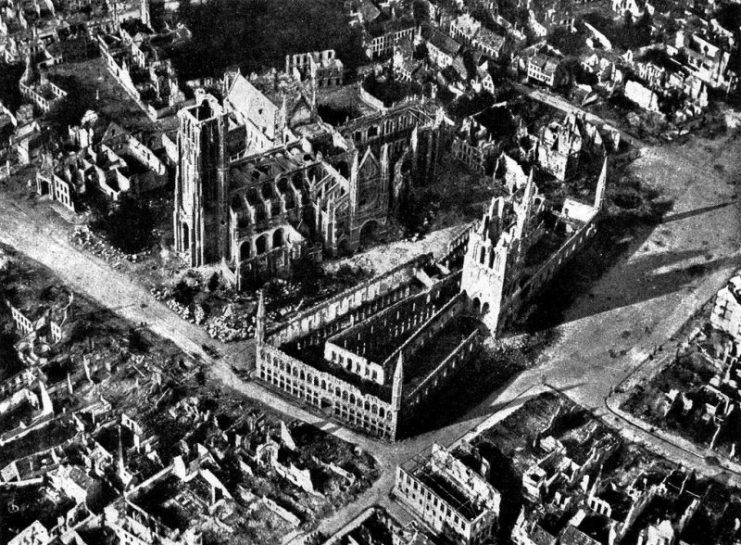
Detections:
[173, 93, 229, 267]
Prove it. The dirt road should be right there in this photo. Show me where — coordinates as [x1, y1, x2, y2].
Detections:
[1, 123, 740, 536]
[513, 82, 647, 147]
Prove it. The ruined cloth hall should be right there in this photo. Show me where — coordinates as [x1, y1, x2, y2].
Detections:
[254, 161, 607, 440]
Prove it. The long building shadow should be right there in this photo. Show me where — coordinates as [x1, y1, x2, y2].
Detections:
[460, 380, 587, 425]
[519, 195, 741, 332]
[660, 200, 739, 224]
[400, 352, 587, 439]
[515, 206, 668, 333]
[517, 201, 741, 333]
[559, 251, 741, 324]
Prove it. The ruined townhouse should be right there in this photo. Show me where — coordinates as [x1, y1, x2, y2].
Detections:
[449, 13, 481, 47]
[527, 52, 563, 88]
[451, 115, 502, 174]
[426, 27, 462, 70]
[174, 70, 443, 285]
[285, 49, 344, 89]
[364, 21, 416, 59]
[97, 21, 185, 120]
[675, 30, 737, 92]
[18, 54, 67, 114]
[393, 443, 501, 545]
[536, 112, 612, 182]
[6, 287, 74, 365]
[321, 505, 439, 545]
[102, 452, 237, 545]
[36, 120, 167, 207]
[611, 0, 652, 19]
[710, 274, 741, 344]
[628, 53, 710, 121]
[98, 121, 168, 192]
[449, 13, 506, 61]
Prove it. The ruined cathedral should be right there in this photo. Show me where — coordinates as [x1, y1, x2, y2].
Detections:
[173, 69, 444, 288]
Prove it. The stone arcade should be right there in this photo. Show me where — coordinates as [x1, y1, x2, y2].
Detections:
[254, 161, 608, 440]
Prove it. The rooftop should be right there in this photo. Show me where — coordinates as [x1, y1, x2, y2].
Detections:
[427, 28, 462, 57]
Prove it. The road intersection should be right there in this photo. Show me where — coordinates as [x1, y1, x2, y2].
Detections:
[1, 122, 740, 535]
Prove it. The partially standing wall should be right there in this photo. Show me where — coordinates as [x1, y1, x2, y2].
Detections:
[257, 254, 435, 441]
[269, 254, 431, 347]
[498, 213, 599, 330]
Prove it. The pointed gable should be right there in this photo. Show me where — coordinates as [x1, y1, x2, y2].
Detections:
[225, 72, 279, 140]
[358, 147, 380, 180]
[101, 121, 128, 144]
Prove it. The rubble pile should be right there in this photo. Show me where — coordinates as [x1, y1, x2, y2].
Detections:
[150, 287, 168, 301]
[264, 279, 306, 320]
[151, 285, 257, 341]
[164, 298, 193, 321]
[205, 305, 255, 342]
[70, 225, 148, 266]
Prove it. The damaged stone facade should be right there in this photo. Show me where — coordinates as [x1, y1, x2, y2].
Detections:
[393, 443, 501, 545]
[252, 159, 607, 442]
[173, 70, 444, 287]
[461, 160, 606, 335]
[255, 231, 479, 441]
[536, 112, 610, 182]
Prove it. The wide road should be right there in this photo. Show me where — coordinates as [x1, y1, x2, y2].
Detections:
[1, 120, 740, 536]
[513, 81, 647, 147]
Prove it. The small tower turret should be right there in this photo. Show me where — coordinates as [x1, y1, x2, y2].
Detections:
[255, 290, 265, 344]
[594, 157, 607, 211]
[391, 352, 404, 411]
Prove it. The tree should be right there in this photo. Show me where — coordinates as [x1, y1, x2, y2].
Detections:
[92, 193, 155, 254]
[172, 0, 367, 79]
[412, 0, 430, 24]
[177, 0, 192, 20]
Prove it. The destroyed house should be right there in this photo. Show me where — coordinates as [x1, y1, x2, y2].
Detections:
[710, 275, 741, 343]
[364, 22, 416, 59]
[536, 112, 607, 182]
[322, 506, 439, 545]
[104, 499, 202, 545]
[680, 32, 734, 90]
[426, 27, 462, 69]
[19, 58, 67, 114]
[97, 25, 184, 120]
[451, 116, 502, 174]
[393, 443, 501, 544]
[285, 49, 344, 89]
[527, 53, 562, 87]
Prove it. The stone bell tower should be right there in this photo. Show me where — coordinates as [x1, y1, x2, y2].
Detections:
[173, 93, 228, 267]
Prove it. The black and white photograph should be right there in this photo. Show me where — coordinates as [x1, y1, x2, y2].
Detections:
[0, 0, 740, 542]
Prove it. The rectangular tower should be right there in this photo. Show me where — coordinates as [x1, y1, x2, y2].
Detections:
[173, 94, 228, 267]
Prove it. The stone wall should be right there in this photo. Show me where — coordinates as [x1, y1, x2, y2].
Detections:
[500, 215, 598, 329]
[382, 275, 463, 369]
[325, 271, 460, 375]
[269, 254, 431, 346]
[257, 343, 399, 440]
[404, 313, 480, 407]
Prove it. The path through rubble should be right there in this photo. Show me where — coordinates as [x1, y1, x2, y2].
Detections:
[1, 125, 741, 536]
